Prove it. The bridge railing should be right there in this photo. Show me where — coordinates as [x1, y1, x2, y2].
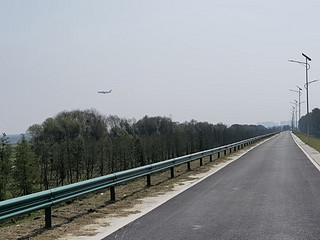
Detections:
[0, 132, 278, 228]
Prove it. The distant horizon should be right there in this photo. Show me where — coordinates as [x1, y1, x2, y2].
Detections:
[2, 109, 290, 135]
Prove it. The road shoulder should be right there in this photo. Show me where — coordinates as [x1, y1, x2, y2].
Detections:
[291, 132, 320, 171]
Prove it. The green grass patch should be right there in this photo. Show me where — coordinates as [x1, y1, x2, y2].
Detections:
[294, 132, 320, 152]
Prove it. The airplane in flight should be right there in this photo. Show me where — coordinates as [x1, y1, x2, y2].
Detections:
[98, 90, 112, 94]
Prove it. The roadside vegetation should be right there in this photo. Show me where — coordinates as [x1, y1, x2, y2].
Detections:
[0, 109, 280, 201]
[299, 108, 320, 138]
[293, 132, 320, 152]
[0, 141, 263, 240]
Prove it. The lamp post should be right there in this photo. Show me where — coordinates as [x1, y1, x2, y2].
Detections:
[288, 53, 311, 143]
[290, 100, 298, 130]
[291, 107, 295, 131]
[289, 86, 302, 126]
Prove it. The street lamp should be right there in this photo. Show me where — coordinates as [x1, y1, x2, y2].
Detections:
[305, 79, 319, 87]
[304, 79, 319, 128]
[288, 53, 311, 143]
[289, 85, 302, 125]
[291, 106, 295, 131]
[290, 100, 298, 130]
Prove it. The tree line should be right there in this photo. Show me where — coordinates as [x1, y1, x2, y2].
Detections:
[0, 109, 279, 200]
[299, 108, 320, 137]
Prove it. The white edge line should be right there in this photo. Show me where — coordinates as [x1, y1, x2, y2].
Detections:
[290, 132, 320, 172]
[63, 133, 279, 240]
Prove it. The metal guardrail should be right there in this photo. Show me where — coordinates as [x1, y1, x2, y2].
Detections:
[0, 132, 278, 228]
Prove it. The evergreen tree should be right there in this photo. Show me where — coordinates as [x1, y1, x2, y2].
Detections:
[0, 133, 12, 200]
[299, 108, 320, 137]
[13, 135, 40, 195]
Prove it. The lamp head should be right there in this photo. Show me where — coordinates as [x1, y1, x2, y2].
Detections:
[302, 53, 311, 61]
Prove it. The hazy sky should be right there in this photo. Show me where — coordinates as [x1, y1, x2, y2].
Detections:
[1, 0, 320, 134]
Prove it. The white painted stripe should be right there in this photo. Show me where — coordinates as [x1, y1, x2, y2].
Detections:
[291, 132, 320, 172]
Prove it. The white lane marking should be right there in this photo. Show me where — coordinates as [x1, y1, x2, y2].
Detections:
[62, 135, 278, 240]
[291, 132, 320, 172]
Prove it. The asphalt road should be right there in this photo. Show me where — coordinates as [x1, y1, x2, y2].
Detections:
[103, 132, 320, 240]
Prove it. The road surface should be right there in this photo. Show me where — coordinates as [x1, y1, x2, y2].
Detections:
[103, 132, 320, 240]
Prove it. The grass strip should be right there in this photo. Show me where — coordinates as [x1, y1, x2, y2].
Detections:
[294, 132, 320, 152]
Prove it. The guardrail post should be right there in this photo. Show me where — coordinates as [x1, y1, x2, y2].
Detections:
[210, 155, 213, 162]
[147, 174, 151, 186]
[229, 148, 232, 154]
[218, 152, 220, 159]
[234, 146, 237, 152]
[224, 150, 227, 156]
[200, 157, 203, 166]
[171, 167, 174, 178]
[45, 206, 52, 228]
[187, 162, 191, 171]
[110, 186, 116, 202]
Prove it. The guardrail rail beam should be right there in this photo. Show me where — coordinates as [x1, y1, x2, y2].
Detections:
[0, 132, 279, 229]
